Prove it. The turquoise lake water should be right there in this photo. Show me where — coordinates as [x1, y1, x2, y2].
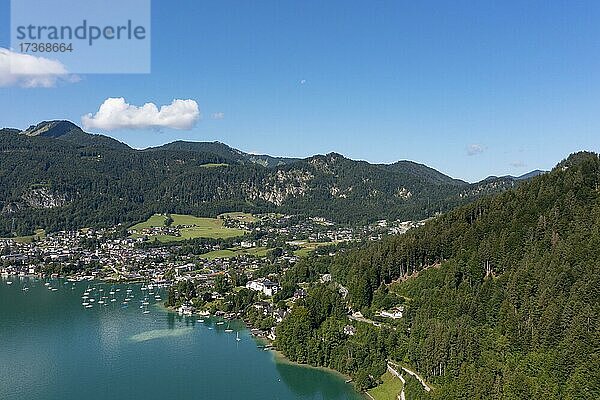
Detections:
[0, 277, 363, 400]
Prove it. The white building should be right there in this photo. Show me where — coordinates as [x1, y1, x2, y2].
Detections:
[380, 306, 404, 319]
[246, 278, 279, 296]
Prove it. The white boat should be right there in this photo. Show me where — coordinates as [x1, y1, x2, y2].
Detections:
[236, 332, 241, 342]
[6, 281, 13, 285]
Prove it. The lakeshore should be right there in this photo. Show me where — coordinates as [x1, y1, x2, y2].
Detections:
[166, 300, 365, 397]
[0, 277, 363, 400]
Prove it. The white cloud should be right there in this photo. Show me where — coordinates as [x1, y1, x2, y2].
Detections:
[300, 79, 307, 84]
[211, 112, 225, 120]
[466, 144, 486, 156]
[0, 47, 77, 88]
[82, 98, 200, 131]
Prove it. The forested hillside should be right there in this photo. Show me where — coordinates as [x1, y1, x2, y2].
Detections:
[275, 151, 600, 399]
[0, 121, 517, 235]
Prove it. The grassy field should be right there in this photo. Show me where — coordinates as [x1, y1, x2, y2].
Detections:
[129, 214, 169, 231]
[129, 214, 246, 242]
[293, 242, 333, 257]
[1, 229, 46, 243]
[367, 371, 403, 400]
[218, 212, 258, 223]
[200, 163, 228, 168]
[202, 246, 269, 260]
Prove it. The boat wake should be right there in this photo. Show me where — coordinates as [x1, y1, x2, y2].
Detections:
[130, 328, 193, 343]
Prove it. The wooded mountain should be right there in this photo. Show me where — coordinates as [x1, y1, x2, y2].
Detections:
[275, 151, 600, 398]
[2, 120, 523, 235]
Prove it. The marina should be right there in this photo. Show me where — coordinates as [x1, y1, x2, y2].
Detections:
[0, 276, 363, 400]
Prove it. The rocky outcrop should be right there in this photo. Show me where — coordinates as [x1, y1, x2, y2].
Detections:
[21, 187, 69, 209]
[241, 169, 313, 206]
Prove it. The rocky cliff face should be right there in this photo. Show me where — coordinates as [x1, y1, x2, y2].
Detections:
[241, 170, 313, 206]
[21, 187, 69, 209]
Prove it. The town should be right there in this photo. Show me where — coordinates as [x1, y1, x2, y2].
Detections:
[1, 213, 422, 339]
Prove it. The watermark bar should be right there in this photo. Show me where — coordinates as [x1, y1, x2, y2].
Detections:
[10, 0, 151, 74]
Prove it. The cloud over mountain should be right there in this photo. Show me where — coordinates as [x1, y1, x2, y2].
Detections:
[82, 98, 200, 131]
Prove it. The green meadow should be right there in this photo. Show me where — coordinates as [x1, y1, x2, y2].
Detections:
[293, 242, 332, 257]
[367, 371, 403, 400]
[200, 163, 229, 168]
[202, 246, 269, 260]
[1, 228, 46, 243]
[218, 212, 258, 223]
[129, 214, 246, 242]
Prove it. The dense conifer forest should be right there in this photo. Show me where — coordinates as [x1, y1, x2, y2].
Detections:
[275, 152, 600, 398]
[0, 121, 517, 235]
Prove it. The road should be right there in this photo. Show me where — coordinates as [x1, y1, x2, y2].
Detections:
[388, 361, 431, 392]
[386, 363, 406, 400]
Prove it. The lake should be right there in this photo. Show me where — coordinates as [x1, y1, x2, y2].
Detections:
[0, 277, 363, 400]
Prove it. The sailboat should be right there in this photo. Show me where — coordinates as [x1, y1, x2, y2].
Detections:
[224, 322, 233, 333]
[236, 332, 241, 342]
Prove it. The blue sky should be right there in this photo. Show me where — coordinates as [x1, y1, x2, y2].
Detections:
[1, 0, 599, 182]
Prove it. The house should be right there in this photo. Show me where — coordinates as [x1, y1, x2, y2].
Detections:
[274, 308, 287, 323]
[253, 301, 272, 315]
[177, 303, 195, 316]
[380, 306, 404, 319]
[246, 278, 279, 296]
[343, 325, 357, 336]
[293, 289, 307, 300]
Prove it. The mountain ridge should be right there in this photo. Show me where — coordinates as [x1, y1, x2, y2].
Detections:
[0, 120, 538, 235]
[4, 120, 541, 181]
